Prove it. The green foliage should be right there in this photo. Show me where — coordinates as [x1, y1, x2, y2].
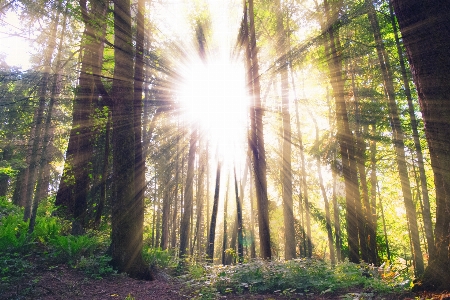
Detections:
[186, 259, 410, 298]
[0, 196, 22, 218]
[32, 215, 69, 245]
[49, 234, 100, 265]
[76, 254, 116, 279]
[0, 252, 32, 284]
[142, 246, 177, 270]
[124, 294, 136, 300]
[0, 213, 29, 253]
[0, 166, 18, 177]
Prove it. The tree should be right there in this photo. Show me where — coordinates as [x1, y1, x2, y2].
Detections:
[244, 0, 272, 260]
[322, 0, 361, 263]
[234, 166, 244, 263]
[179, 128, 197, 258]
[133, 0, 146, 252]
[55, 0, 109, 234]
[365, 0, 424, 275]
[392, 0, 450, 290]
[24, 4, 61, 223]
[110, 0, 151, 280]
[387, 0, 434, 258]
[207, 161, 221, 261]
[276, 0, 296, 260]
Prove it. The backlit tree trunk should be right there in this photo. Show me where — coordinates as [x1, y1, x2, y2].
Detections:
[276, 0, 296, 261]
[387, 0, 434, 258]
[179, 129, 197, 258]
[245, 0, 271, 259]
[110, 0, 151, 280]
[366, 0, 424, 275]
[392, 0, 450, 290]
[323, 0, 361, 263]
[207, 161, 221, 261]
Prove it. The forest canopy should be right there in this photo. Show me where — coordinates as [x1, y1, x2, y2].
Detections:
[1, 0, 449, 294]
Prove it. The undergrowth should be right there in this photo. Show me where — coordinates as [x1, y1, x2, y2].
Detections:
[1, 197, 414, 300]
[0, 197, 115, 295]
[182, 258, 413, 299]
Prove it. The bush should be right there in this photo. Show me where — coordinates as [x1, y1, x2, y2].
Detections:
[0, 214, 29, 253]
[49, 234, 99, 265]
[142, 246, 176, 269]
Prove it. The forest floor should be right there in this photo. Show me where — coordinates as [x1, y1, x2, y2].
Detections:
[2, 262, 450, 300]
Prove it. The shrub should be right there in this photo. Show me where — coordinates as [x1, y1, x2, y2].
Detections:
[142, 246, 176, 269]
[0, 214, 29, 253]
[49, 234, 99, 265]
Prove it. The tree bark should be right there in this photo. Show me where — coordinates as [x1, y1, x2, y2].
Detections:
[387, 0, 434, 258]
[110, 0, 151, 280]
[366, 0, 424, 275]
[392, 0, 450, 290]
[55, 0, 107, 229]
[323, 0, 361, 263]
[222, 177, 229, 265]
[24, 7, 60, 222]
[234, 166, 244, 263]
[133, 0, 146, 253]
[245, 0, 272, 260]
[311, 111, 336, 265]
[179, 128, 197, 258]
[207, 161, 221, 262]
[275, 0, 296, 261]
[294, 90, 311, 258]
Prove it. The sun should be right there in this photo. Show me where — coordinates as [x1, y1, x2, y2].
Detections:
[178, 55, 249, 164]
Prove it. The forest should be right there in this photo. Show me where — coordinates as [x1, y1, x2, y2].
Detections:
[0, 0, 449, 299]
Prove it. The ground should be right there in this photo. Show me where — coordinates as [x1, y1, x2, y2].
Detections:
[2, 264, 450, 300]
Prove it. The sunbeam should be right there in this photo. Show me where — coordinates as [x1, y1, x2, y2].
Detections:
[178, 56, 248, 165]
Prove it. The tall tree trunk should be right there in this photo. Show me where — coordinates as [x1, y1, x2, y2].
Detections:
[327, 87, 342, 262]
[179, 129, 197, 258]
[352, 70, 370, 263]
[171, 126, 180, 249]
[368, 123, 378, 265]
[310, 111, 335, 265]
[222, 177, 229, 265]
[245, 0, 271, 259]
[207, 161, 221, 262]
[205, 142, 210, 252]
[276, 0, 296, 261]
[94, 112, 110, 228]
[133, 0, 146, 254]
[24, 7, 60, 222]
[160, 172, 171, 250]
[293, 81, 311, 258]
[110, 0, 151, 280]
[194, 147, 206, 256]
[323, 0, 361, 263]
[249, 162, 257, 258]
[29, 5, 68, 234]
[392, 0, 450, 290]
[378, 184, 391, 262]
[387, 0, 434, 258]
[55, 0, 107, 228]
[366, 0, 424, 275]
[234, 166, 244, 263]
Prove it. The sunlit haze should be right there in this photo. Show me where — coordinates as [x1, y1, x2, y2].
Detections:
[178, 56, 248, 165]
